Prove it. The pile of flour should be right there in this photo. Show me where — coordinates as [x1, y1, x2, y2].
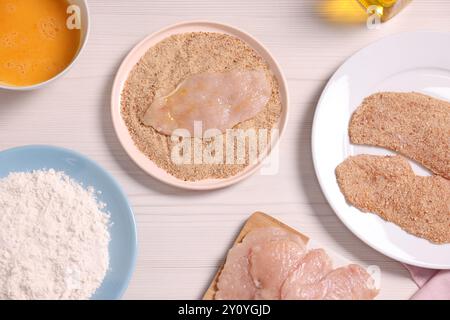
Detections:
[0, 169, 110, 300]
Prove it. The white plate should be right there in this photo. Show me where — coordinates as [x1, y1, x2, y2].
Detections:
[312, 32, 450, 269]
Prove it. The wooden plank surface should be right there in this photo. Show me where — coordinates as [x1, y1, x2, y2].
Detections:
[2, 0, 449, 299]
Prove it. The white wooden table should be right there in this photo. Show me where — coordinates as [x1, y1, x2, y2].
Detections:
[2, 0, 449, 300]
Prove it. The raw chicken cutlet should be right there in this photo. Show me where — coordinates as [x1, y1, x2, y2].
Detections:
[215, 227, 379, 300]
[250, 237, 305, 299]
[291, 265, 378, 300]
[143, 69, 271, 136]
[215, 227, 306, 300]
[336, 154, 450, 243]
[281, 249, 332, 299]
[349, 92, 450, 179]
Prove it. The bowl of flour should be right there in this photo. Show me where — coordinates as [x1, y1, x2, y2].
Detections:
[0, 145, 137, 300]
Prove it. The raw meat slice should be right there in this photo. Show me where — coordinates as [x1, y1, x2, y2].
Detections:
[242, 227, 307, 249]
[215, 227, 306, 300]
[142, 69, 272, 136]
[214, 226, 378, 301]
[215, 243, 256, 300]
[280, 249, 333, 299]
[293, 264, 379, 300]
[323, 264, 379, 300]
[249, 238, 306, 299]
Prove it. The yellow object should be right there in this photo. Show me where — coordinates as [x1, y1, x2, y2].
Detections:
[318, 0, 369, 24]
[375, 0, 397, 7]
[357, 0, 412, 21]
[0, 0, 81, 87]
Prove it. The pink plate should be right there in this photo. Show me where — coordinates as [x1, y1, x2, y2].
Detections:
[111, 21, 289, 190]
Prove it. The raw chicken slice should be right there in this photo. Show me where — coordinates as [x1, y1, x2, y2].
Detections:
[215, 243, 256, 300]
[280, 249, 333, 299]
[323, 265, 379, 300]
[214, 226, 378, 301]
[293, 264, 379, 300]
[249, 238, 306, 299]
[142, 69, 272, 136]
[242, 227, 307, 249]
[215, 227, 306, 300]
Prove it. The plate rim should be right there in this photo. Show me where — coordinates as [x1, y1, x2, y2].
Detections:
[111, 20, 289, 190]
[0, 144, 138, 298]
[311, 31, 450, 269]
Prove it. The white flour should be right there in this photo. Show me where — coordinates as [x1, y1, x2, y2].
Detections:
[0, 169, 110, 300]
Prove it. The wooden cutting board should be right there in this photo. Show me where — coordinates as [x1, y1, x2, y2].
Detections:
[203, 211, 310, 300]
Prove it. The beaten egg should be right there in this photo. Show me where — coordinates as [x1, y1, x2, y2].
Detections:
[0, 0, 81, 87]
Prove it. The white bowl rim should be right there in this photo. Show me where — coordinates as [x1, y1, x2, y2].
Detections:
[0, 0, 90, 91]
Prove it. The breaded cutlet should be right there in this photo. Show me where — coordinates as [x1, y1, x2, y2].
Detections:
[336, 155, 450, 244]
[349, 92, 450, 179]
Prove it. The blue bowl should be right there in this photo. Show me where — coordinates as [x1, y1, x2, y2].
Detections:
[0, 145, 137, 300]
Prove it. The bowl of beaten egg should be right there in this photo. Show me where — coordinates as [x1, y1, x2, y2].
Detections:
[0, 0, 89, 90]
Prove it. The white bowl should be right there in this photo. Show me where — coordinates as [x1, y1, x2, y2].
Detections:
[0, 0, 90, 91]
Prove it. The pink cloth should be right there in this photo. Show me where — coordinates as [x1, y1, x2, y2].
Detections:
[404, 265, 450, 300]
